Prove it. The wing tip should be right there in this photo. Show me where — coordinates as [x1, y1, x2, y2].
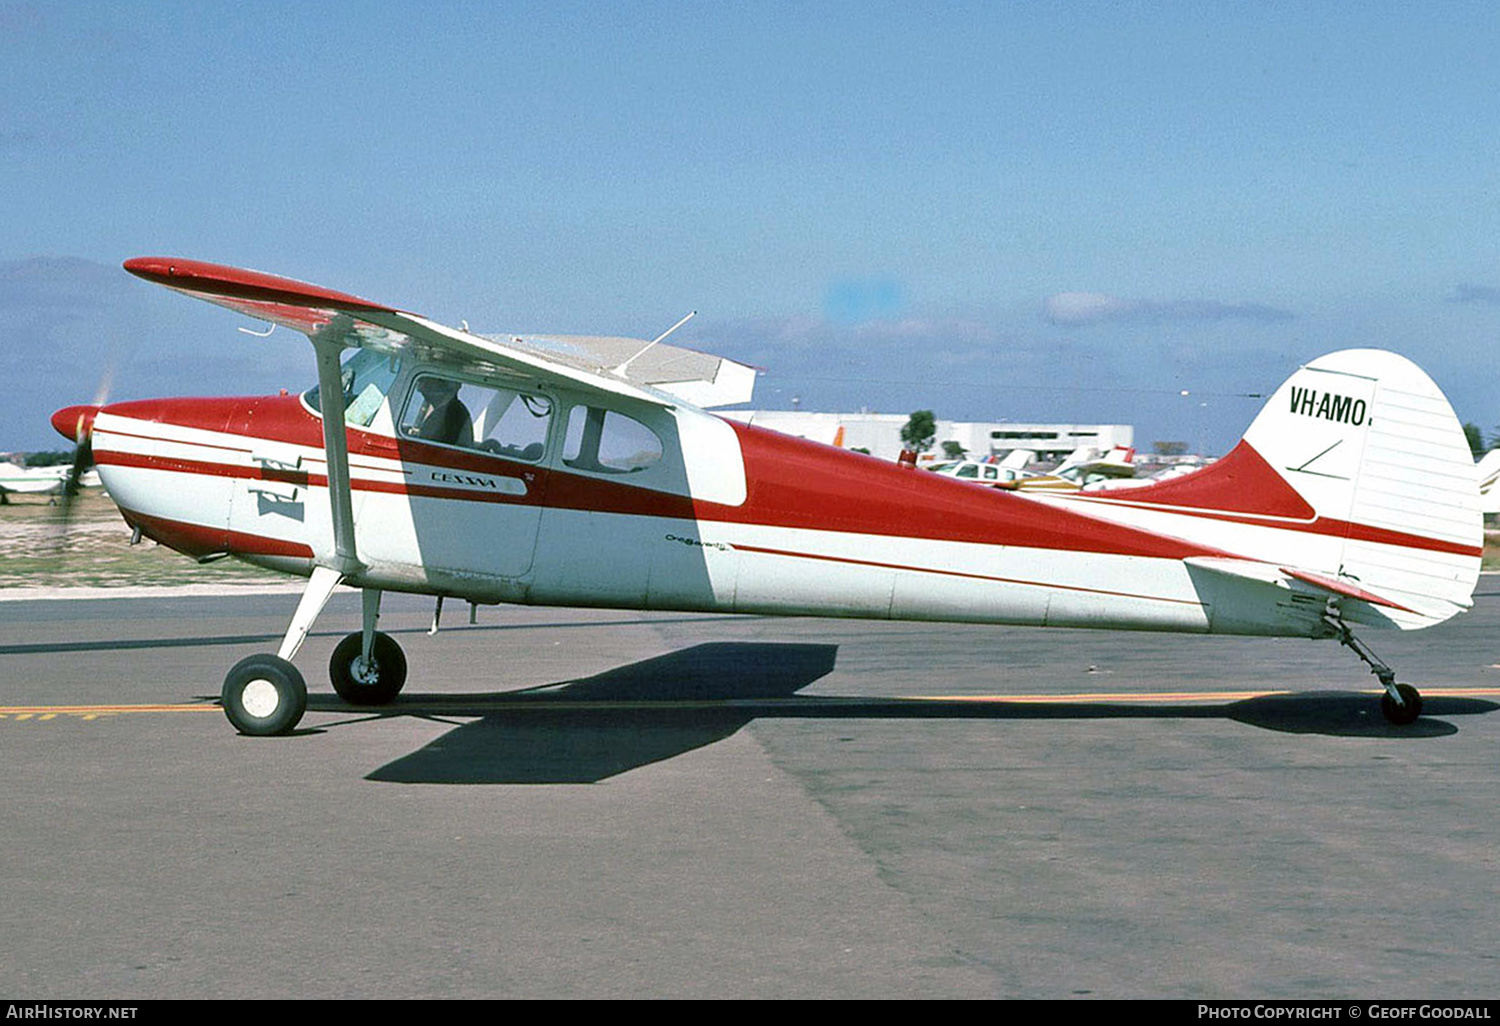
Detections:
[122, 256, 394, 314]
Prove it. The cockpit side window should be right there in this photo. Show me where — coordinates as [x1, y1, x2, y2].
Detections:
[562, 405, 663, 474]
[304, 348, 402, 428]
[399, 373, 552, 462]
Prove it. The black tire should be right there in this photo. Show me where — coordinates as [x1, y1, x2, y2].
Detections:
[329, 631, 408, 705]
[1380, 683, 1423, 726]
[223, 654, 307, 736]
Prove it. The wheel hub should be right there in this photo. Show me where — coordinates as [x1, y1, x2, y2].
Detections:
[350, 656, 380, 685]
[241, 678, 281, 718]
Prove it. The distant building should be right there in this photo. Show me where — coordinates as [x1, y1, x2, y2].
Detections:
[721, 411, 1132, 464]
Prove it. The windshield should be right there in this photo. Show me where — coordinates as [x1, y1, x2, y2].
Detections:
[304, 349, 403, 427]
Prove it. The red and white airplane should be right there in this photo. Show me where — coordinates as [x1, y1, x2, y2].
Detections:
[52, 258, 1484, 735]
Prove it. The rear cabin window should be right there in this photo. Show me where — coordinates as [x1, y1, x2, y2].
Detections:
[562, 406, 663, 474]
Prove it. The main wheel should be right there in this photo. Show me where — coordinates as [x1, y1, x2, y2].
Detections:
[329, 631, 408, 705]
[223, 654, 307, 736]
[1380, 683, 1423, 726]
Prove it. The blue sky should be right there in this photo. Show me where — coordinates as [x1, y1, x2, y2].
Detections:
[4, 1, 1500, 452]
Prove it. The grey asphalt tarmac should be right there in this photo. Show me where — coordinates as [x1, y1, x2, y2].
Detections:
[2, 585, 1499, 999]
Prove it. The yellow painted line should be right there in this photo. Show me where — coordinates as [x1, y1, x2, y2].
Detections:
[0, 704, 218, 716]
[923, 690, 1289, 703]
[4, 687, 1499, 721]
[394, 686, 1500, 711]
[923, 687, 1500, 704]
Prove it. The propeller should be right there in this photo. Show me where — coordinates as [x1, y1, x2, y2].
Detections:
[48, 369, 112, 541]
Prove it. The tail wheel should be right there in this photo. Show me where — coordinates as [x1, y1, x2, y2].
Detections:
[329, 631, 408, 706]
[1380, 683, 1423, 726]
[223, 654, 307, 736]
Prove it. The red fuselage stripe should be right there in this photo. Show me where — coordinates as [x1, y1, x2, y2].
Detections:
[93, 403, 1482, 562]
[124, 509, 314, 560]
[1054, 494, 1483, 558]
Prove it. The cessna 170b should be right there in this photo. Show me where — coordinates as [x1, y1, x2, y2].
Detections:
[51, 258, 1483, 735]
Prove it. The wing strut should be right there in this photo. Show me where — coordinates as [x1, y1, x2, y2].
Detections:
[270, 332, 366, 663]
[311, 328, 363, 574]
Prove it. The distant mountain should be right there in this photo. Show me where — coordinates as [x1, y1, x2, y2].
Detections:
[4, 256, 308, 451]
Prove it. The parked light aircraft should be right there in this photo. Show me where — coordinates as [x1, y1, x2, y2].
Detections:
[929, 445, 1140, 492]
[1478, 448, 1500, 516]
[51, 258, 1484, 735]
[0, 462, 100, 500]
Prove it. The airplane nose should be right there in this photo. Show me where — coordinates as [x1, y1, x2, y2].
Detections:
[52, 404, 101, 444]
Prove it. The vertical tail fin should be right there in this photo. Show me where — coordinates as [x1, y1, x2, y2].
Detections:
[1234, 349, 1481, 627]
[1088, 350, 1482, 630]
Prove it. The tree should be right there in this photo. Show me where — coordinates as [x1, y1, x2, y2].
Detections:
[940, 440, 966, 460]
[1464, 422, 1485, 460]
[23, 450, 73, 467]
[900, 410, 936, 453]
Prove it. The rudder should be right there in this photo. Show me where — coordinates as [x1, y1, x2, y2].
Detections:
[1239, 349, 1482, 629]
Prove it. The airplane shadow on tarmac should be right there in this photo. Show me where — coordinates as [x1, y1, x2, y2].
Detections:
[289, 642, 1500, 784]
[348, 642, 839, 784]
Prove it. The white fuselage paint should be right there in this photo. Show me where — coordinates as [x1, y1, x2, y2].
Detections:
[90, 403, 1342, 641]
[91, 347, 1486, 643]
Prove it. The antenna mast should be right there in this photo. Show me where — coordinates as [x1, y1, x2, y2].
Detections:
[614, 311, 696, 377]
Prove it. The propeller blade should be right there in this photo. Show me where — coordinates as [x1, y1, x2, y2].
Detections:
[49, 369, 111, 545]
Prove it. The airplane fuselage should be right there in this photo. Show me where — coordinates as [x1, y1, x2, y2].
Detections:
[79, 381, 1401, 643]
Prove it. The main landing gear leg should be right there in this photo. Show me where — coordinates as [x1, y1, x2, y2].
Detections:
[221, 566, 345, 736]
[328, 587, 408, 706]
[1324, 611, 1422, 726]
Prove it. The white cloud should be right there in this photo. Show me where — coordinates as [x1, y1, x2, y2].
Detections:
[1043, 293, 1135, 325]
[1044, 292, 1294, 326]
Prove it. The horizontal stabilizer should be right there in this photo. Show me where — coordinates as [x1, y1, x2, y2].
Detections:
[1277, 567, 1416, 614]
[1185, 556, 1421, 616]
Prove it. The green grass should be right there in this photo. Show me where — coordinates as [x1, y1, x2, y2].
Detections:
[0, 490, 284, 590]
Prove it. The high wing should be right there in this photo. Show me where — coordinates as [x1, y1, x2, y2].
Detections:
[121, 258, 755, 409]
[481, 333, 756, 409]
[120, 256, 758, 651]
